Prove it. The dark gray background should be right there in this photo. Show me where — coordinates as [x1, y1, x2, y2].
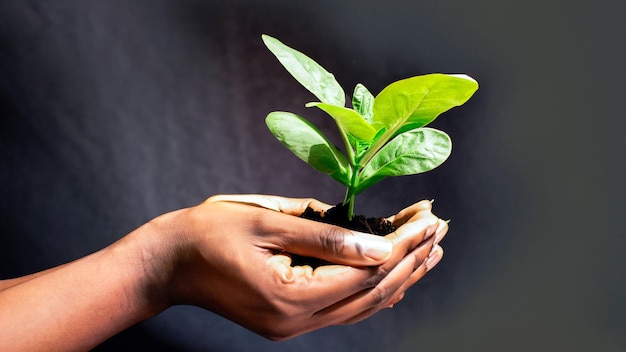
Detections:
[1, 1, 624, 351]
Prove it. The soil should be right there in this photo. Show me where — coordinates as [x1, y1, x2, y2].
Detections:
[291, 203, 396, 267]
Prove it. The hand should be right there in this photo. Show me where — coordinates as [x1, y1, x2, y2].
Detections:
[145, 195, 448, 340]
[0, 194, 448, 350]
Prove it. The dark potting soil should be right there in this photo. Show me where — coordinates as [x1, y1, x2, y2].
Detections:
[291, 203, 396, 267]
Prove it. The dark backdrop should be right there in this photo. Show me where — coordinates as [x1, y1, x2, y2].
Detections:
[1, 1, 624, 351]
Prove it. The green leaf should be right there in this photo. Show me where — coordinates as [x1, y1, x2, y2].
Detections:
[262, 34, 345, 107]
[373, 73, 478, 134]
[356, 128, 452, 194]
[306, 102, 377, 142]
[266, 111, 350, 185]
[352, 83, 375, 123]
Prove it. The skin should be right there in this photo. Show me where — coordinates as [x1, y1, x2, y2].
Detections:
[0, 194, 447, 351]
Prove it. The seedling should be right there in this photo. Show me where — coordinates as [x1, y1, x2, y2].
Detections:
[263, 34, 478, 220]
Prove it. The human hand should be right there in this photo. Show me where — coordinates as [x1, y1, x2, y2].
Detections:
[143, 195, 448, 340]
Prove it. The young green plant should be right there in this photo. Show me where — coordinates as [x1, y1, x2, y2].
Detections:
[262, 34, 478, 220]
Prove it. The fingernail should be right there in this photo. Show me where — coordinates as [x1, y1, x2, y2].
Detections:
[352, 233, 392, 261]
[425, 247, 443, 271]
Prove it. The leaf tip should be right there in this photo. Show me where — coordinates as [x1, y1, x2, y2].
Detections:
[449, 73, 478, 85]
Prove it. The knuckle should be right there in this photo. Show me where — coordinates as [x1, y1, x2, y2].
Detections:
[411, 251, 426, 270]
[362, 265, 390, 288]
[302, 197, 317, 207]
[319, 227, 346, 255]
[368, 285, 390, 307]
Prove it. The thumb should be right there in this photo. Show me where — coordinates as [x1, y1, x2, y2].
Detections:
[206, 194, 392, 265]
[279, 218, 393, 266]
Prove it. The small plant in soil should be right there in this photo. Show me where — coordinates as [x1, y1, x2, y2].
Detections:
[262, 34, 478, 238]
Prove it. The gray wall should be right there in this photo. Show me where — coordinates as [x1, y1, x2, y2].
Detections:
[1, 1, 624, 351]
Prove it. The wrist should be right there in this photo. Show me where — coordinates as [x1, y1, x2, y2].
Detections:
[121, 208, 192, 317]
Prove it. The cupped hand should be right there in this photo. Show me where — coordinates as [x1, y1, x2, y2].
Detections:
[148, 195, 448, 340]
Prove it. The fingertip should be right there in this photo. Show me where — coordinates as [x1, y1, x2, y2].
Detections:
[411, 199, 434, 212]
[389, 216, 439, 243]
[391, 200, 435, 226]
[425, 245, 443, 271]
[386, 292, 405, 309]
[434, 219, 449, 246]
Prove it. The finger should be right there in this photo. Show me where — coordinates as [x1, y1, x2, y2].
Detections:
[382, 244, 444, 313]
[424, 244, 444, 272]
[381, 216, 440, 266]
[433, 219, 449, 246]
[360, 245, 444, 323]
[201, 200, 391, 267]
[284, 215, 437, 314]
[310, 235, 436, 326]
[339, 289, 406, 325]
[378, 226, 446, 309]
[377, 216, 446, 276]
[266, 257, 382, 310]
[270, 215, 447, 330]
[259, 210, 393, 266]
[265, 238, 436, 312]
[205, 194, 332, 215]
[386, 292, 406, 308]
[264, 245, 444, 337]
[271, 197, 333, 216]
[387, 199, 433, 226]
[398, 244, 444, 295]
[301, 232, 447, 325]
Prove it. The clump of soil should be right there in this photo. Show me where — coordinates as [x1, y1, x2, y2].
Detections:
[300, 203, 396, 235]
[292, 203, 396, 267]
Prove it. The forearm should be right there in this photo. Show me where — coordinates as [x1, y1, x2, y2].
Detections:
[0, 223, 170, 351]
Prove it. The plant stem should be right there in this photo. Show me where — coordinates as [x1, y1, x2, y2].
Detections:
[343, 188, 356, 221]
[343, 167, 359, 220]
